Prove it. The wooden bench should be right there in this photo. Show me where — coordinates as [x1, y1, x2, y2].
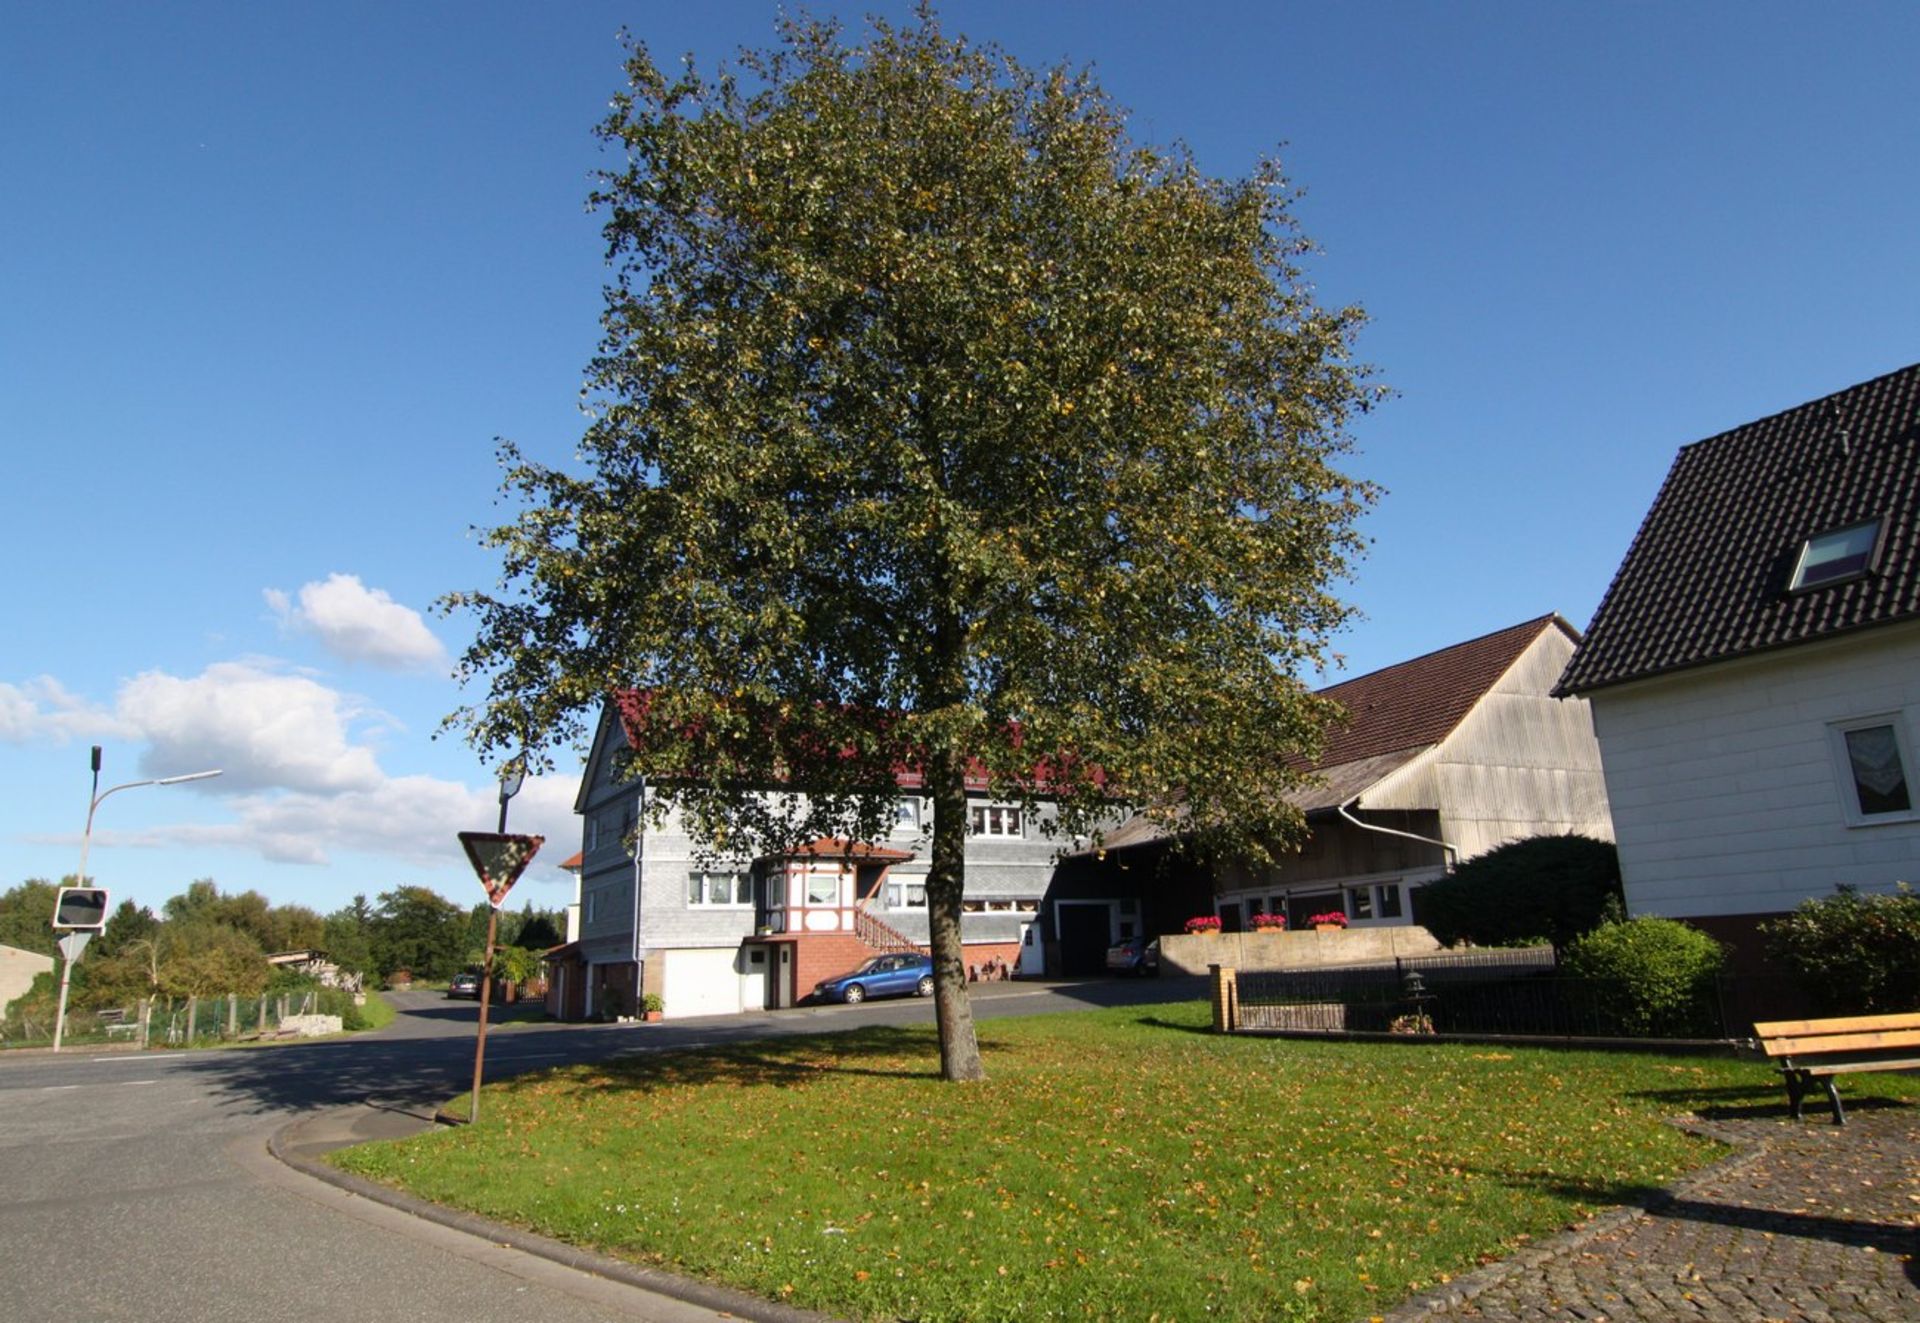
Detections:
[1750, 1012, 1920, 1124]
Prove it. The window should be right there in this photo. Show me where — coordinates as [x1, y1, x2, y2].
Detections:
[1376, 883, 1404, 920]
[688, 871, 752, 907]
[1831, 718, 1915, 822]
[893, 798, 922, 833]
[806, 871, 842, 906]
[970, 804, 1023, 837]
[1347, 887, 1373, 920]
[1791, 519, 1879, 590]
[886, 879, 928, 909]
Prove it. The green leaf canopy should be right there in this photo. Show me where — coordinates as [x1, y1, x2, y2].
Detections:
[448, 11, 1380, 1078]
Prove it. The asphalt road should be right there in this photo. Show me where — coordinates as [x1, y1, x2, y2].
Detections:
[0, 976, 1191, 1322]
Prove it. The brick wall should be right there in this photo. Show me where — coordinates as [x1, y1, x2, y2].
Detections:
[961, 941, 1022, 979]
[792, 935, 880, 999]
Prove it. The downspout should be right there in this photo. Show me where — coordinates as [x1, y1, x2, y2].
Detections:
[1337, 799, 1459, 872]
[629, 775, 647, 1015]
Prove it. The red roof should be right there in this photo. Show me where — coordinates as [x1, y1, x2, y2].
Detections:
[769, 837, 915, 863]
[1311, 615, 1574, 770]
[558, 850, 583, 871]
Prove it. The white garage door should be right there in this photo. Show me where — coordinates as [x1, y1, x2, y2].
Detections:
[662, 947, 744, 1019]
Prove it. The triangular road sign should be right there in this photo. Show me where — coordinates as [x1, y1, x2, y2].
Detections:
[458, 831, 544, 908]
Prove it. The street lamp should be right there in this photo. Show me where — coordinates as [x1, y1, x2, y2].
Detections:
[56, 746, 223, 1051]
[496, 759, 526, 833]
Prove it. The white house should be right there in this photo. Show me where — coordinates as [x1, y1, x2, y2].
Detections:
[568, 698, 1070, 1020]
[1060, 614, 1615, 968]
[1555, 362, 1920, 960]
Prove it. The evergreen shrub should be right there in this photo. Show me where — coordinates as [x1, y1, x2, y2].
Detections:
[1762, 885, 1920, 1015]
[1562, 917, 1724, 1037]
[1413, 835, 1621, 951]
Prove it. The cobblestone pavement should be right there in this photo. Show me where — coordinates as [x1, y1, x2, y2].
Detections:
[1390, 1103, 1919, 1322]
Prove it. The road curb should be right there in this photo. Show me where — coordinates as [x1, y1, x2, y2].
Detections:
[268, 1103, 839, 1323]
[1378, 1117, 1776, 1320]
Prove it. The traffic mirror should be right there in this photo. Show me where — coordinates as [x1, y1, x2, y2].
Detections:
[53, 887, 109, 931]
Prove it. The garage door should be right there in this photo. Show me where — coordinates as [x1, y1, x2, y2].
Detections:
[1057, 902, 1114, 976]
[662, 948, 745, 1018]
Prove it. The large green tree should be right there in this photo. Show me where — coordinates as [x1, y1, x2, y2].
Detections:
[370, 886, 466, 982]
[450, 12, 1377, 1081]
[0, 880, 61, 958]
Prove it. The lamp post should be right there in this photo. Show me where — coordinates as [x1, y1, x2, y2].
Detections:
[57, 746, 222, 1051]
[470, 761, 526, 1123]
[496, 761, 525, 833]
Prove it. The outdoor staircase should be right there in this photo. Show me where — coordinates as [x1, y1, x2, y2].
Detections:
[853, 904, 925, 955]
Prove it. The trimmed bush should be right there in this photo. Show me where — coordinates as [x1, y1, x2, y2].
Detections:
[313, 985, 366, 1031]
[1562, 917, 1724, 1037]
[1762, 885, 1920, 1015]
[1413, 835, 1621, 951]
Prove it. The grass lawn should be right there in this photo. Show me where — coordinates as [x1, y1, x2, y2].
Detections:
[330, 999, 1906, 1322]
[356, 988, 396, 1031]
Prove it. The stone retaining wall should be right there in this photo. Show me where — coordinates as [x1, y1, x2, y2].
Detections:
[1160, 925, 1440, 976]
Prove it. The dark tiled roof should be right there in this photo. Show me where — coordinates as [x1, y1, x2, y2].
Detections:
[1556, 364, 1920, 696]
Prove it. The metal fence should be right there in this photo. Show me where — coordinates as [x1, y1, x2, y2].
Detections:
[2, 989, 349, 1050]
[1233, 947, 1805, 1042]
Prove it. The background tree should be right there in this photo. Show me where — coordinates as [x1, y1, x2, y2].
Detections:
[449, 12, 1377, 1081]
[322, 895, 376, 978]
[1413, 835, 1622, 953]
[515, 906, 564, 951]
[370, 886, 466, 982]
[0, 879, 61, 957]
[96, 899, 159, 960]
[161, 878, 224, 925]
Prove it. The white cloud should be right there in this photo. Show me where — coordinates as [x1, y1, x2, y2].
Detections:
[117, 660, 384, 794]
[267, 573, 448, 671]
[0, 676, 129, 744]
[120, 769, 582, 883]
[8, 656, 582, 890]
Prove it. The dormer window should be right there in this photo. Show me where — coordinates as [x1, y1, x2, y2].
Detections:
[1790, 519, 1879, 590]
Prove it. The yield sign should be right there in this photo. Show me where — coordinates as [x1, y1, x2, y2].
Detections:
[458, 831, 544, 908]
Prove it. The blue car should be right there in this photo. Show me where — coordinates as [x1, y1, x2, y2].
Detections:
[813, 953, 936, 1004]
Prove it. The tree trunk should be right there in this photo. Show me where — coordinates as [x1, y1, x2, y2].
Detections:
[926, 746, 985, 1082]
[186, 995, 198, 1044]
[137, 996, 152, 1050]
[225, 994, 238, 1038]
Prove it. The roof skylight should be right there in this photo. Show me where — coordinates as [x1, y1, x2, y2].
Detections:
[1790, 519, 1880, 590]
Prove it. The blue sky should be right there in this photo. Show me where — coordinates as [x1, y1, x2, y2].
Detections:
[4, 2, 1916, 921]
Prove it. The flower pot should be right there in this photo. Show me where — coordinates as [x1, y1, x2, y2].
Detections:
[1315, 923, 1341, 932]
[644, 1010, 663, 1023]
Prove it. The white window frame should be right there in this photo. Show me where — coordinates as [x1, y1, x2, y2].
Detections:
[1828, 714, 1919, 827]
[687, 870, 753, 909]
[805, 869, 843, 907]
[969, 803, 1024, 838]
[892, 797, 923, 835]
[886, 878, 928, 910]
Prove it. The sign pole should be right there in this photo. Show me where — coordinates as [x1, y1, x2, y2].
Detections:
[468, 904, 500, 1124]
[51, 931, 92, 1053]
[454, 829, 541, 1125]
